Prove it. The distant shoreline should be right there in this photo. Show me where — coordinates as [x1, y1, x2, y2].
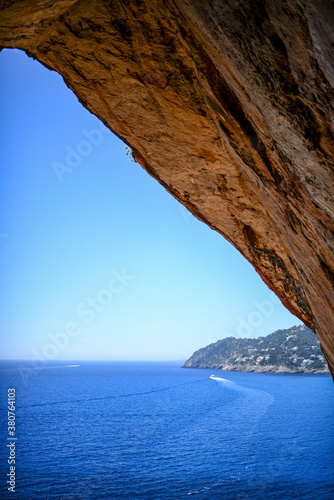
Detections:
[182, 325, 330, 374]
[182, 364, 330, 375]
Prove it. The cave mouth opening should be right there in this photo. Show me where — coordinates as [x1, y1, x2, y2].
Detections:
[0, 47, 301, 363]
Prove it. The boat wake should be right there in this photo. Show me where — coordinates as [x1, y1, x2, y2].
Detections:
[16, 364, 80, 371]
[209, 373, 274, 438]
[210, 374, 229, 381]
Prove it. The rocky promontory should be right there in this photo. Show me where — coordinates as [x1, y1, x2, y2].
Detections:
[183, 325, 329, 374]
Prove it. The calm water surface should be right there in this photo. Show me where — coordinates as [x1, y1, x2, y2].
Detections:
[0, 361, 333, 499]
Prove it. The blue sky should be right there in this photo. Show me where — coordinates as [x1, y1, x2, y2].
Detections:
[0, 49, 301, 361]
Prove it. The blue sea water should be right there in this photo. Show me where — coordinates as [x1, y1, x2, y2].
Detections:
[0, 361, 333, 499]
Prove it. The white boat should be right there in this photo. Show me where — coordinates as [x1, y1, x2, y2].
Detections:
[210, 374, 217, 379]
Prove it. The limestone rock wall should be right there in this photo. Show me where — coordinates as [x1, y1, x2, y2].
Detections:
[1, 0, 333, 377]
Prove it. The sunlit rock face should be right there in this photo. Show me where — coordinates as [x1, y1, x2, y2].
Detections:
[1, 0, 333, 377]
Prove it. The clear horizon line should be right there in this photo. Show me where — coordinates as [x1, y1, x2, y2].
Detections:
[0, 358, 188, 362]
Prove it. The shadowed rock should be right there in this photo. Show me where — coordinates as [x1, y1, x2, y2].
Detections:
[1, 0, 333, 377]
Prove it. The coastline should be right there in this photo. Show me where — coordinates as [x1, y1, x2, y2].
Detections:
[182, 362, 330, 375]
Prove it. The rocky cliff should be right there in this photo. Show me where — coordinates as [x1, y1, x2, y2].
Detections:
[1, 0, 333, 377]
[183, 324, 330, 374]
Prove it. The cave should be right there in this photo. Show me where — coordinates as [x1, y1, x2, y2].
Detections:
[1, 0, 333, 377]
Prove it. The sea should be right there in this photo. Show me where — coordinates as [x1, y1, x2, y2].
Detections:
[0, 360, 333, 499]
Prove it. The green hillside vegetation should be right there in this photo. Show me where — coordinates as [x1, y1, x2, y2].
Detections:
[183, 325, 329, 374]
